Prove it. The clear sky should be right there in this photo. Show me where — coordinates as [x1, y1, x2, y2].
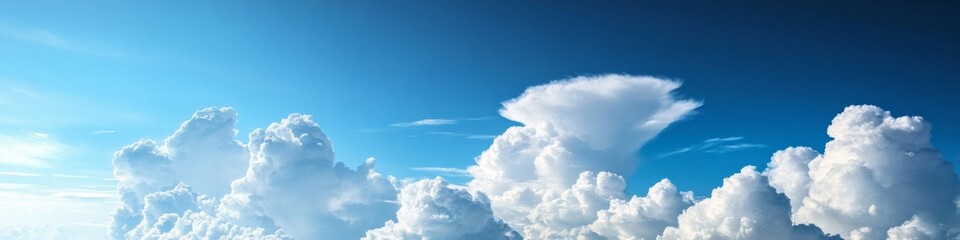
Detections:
[0, 1, 958, 239]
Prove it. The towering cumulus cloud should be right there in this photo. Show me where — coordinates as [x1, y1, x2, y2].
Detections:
[765, 105, 960, 239]
[110, 107, 249, 239]
[220, 113, 398, 239]
[468, 75, 701, 238]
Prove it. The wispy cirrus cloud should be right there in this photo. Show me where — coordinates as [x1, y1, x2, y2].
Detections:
[0, 133, 65, 168]
[410, 167, 470, 177]
[659, 136, 766, 158]
[391, 118, 459, 128]
[427, 131, 497, 140]
[0, 24, 121, 58]
[0, 171, 42, 177]
[90, 130, 116, 135]
[390, 116, 493, 128]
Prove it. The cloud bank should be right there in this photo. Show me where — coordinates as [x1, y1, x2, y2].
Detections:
[107, 74, 960, 240]
[765, 105, 960, 239]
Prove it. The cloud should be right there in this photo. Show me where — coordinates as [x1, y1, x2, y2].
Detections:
[391, 118, 458, 127]
[0, 225, 63, 240]
[50, 174, 96, 179]
[588, 179, 694, 240]
[110, 107, 249, 238]
[659, 136, 766, 157]
[110, 110, 404, 240]
[91, 130, 116, 134]
[121, 183, 290, 239]
[410, 167, 470, 177]
[763, 147, 819, 213]
[0, 172, 42, 177]
[101, 75, 960, 240]
[363, 177, 520, 240]
[660, 166, 838, 240]
[0, 133, 65, 168]
[764, 105, 960, 239]
[0, 24, 121, 57]
[221, 114, 398, 239]
[427, 131, 498, 140]
[467, 74, 701, 239]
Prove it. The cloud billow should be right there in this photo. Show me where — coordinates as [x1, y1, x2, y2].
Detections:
[107, 74, 960, 240]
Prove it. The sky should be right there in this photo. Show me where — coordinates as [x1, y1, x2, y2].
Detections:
[0, 1, 959, 239]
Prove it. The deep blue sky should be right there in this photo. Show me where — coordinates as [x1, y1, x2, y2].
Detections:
[1, 0, 958, 202]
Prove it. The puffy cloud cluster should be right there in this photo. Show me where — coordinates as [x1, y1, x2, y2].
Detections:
[588, 179, 694, 240]
[468, 75, 702, 238]
[219, 113, 398, 239]
[122, 183, 290, 239]
[660, 166, 836, 240]
[111, 107, 248, 239]
[765, 105, 960, 239]
[107, 75, 960, 240]
[110, 109, 517, 239]
[363, 177, 520, 240]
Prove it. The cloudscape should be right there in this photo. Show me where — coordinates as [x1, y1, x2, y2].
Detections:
[1, 2, 959, 240]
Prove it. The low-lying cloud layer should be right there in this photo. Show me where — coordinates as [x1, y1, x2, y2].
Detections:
[108, 75, 960, 240]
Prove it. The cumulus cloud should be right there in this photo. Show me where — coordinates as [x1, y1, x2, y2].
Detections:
[765, 105, 960, 239]
[589, 179, 693, 240]
[109, 108, 442, 240]
[660, 166, 837, 240]
[106, 76, 960, 240]
[220, 114, 398, 239]
[122, 183, 289, 239]
[364, 177, 520, 240]
[110, 107, 250, 239]
[468, 74, 700, 237]
[161, 107, 248, 197]
[763, 146, 819, 213]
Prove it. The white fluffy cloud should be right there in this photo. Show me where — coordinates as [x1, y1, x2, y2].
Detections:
[589, 179, 693, 240]
[763, 146, 818, 213]
[110, 107, 248, 239]
[468, 75, 701, 238]
[122, 183, 289, 239]
[363, 177, 520, 240]
[660, 166, 836, 240]
[220, 113, 398, 239]
[110, 109, 517, 240]
[106, 77, 960, 240]
[765, 105, 960, 239]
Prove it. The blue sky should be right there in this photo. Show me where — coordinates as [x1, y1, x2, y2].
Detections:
[1, 1, 959, 238]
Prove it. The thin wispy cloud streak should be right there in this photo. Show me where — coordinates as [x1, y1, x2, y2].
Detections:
[0, 171, 42, 177]
[390, 116, 494, 128]
[50, 174, 96, 179]
[659, 136, 765, 158]
[427, 131, 497, 140]
[391, 119, 458, 127]
[0, 133, 65, 168]
[0, 24, 121, 57]
[410, 167, 471, 177]
[90, 130, 116, 134]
